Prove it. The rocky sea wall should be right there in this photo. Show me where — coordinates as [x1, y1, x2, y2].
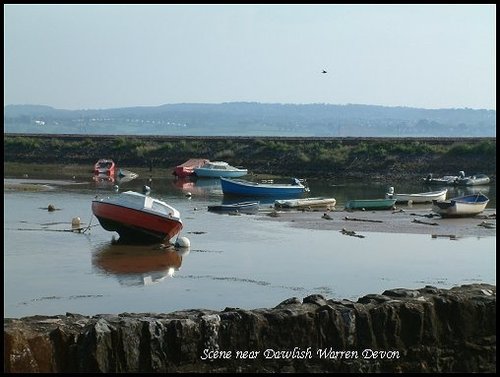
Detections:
[4, 284, 496, 373]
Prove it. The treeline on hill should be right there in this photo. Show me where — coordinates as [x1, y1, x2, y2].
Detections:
[3, 103, 496, 137]
[4, 135, 496, 179]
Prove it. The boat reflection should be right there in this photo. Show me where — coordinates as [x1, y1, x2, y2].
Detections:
[424, 184, 490, 198]
[116, 169, 139, 184]
[92, 174, 116, 189]
[448, 185, 490, 196]
[172, 177, 223, 197]
[92, 242, 189, 286]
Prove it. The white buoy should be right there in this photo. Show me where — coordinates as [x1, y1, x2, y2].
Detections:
[175, 236, 190, 248]
[185, 191, 192, 198]
[113, 185, 119, 192]
[71, 217, 81, 228]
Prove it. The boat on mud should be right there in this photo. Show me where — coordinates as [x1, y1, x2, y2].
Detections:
[208, 201, 260, 214]
[274, 197, 336, 209]
[385, 187, 447, 203]
[432, 192, 489, 218]
[345, 198, 397, 210]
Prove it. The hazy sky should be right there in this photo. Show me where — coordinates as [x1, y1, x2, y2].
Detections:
[4, 4, 496, 110]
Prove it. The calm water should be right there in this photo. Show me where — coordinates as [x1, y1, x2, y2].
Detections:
[4, 175, 496, 318]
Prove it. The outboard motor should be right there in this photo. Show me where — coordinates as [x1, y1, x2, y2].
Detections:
[142, 185, 151, 195]
[386, 186, 395, 199]
[459, 171, 465, 178]
[426, 173, 432, 182]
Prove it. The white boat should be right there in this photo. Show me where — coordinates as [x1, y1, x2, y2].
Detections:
[432, 193, 489, 218]
[92, 190, 183, 244]
[274, 197, 336, 209]
[455, 173, 490, 186]
[385, 187, 447, 203]
[423, 171, 491, 187]
[194, 161, 248, 178]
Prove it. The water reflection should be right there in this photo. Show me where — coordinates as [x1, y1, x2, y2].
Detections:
[92, 242, 189, 286]
[92, 174, 116, 190]
[172, 177, 223, 197]
[444, 185, 490, 197]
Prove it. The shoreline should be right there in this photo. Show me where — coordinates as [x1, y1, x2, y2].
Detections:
[4, 136, 497, 182]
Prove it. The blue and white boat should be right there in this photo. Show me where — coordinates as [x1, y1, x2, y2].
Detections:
[194, 161, 248, 178]
[432, 193, 489, 218]
[220, 177, 309, 197]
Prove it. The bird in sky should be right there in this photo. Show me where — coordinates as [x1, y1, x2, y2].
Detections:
[322, 69, 327, 74]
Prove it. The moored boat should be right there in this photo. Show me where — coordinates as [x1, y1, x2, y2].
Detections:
[92, 190, 183, 244]
[220, 177, 309, 197]
[385, 187, 447, 203]
[432, 193, 489, 218]
[94, 159, 116, 177]
[208, 201, 260, 214]
[194, 161, 248, 178]
[173, 158, 210, 178]
[274, 197, 336, 209]
[455, 173, 490, 186]
[345, 198, 397, 210]
[422, 173, 458, 185]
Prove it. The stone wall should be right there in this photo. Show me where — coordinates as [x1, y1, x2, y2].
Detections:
[4, 284, 496, 373]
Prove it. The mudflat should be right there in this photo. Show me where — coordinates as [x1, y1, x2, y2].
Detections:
[258, 206, 496, 238]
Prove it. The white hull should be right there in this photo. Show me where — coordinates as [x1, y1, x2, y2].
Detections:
[386, 189, 447, 203]
[432, 201, 488, 217]
[275, 197, 336, 209]
[194, 161, 247, 178]
[194, 168, 248, 178]
[432, 193, 489, 218]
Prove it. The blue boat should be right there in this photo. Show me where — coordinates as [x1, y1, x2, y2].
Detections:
[220, 177, 309, 197]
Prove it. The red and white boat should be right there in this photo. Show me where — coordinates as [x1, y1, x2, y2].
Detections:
[92, 191, 183, 244]
[94, 159, 116, 177]
[173, 158, 209, 178]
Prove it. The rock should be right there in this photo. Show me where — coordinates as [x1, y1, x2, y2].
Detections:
[3, 284, 496, 373]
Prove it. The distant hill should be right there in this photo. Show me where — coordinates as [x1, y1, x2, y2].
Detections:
[3, 102, 496, 137]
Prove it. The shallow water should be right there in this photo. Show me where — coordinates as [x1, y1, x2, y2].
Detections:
[3, 176, 496, 318]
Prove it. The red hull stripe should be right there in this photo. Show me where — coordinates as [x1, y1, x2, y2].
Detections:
[92, 201, 183, 240]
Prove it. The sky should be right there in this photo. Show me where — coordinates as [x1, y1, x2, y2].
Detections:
[3, 4, 496, 110]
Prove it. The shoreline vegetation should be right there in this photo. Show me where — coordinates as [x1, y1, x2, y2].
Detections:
[3, 134, 496, 181]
